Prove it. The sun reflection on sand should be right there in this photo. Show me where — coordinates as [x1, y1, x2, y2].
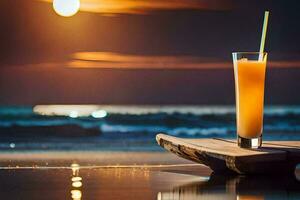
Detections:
[71, 163, 83, 200]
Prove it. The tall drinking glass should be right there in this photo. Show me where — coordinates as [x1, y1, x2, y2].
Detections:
[232, 52, 267, 148]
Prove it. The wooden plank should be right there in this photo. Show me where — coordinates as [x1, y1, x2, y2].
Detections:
[157, 134, 287, 158]
[156, 133, 300, 174]
[264, 141, 300, 149]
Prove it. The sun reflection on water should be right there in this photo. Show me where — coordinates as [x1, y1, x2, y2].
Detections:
[157, 175, 273, 200]
[33, 105, 108, 118]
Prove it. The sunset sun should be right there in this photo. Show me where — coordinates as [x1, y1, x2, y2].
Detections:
[53, 0, 80, 17]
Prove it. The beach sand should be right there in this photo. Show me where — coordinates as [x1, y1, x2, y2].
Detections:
[0, 151, 299, 200]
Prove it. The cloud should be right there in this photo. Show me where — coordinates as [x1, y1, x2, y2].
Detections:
[67, 51, 300, 69]
[3, 51, 300, 69]
[40, 0, 232, 15]
[70, 51, 229, 69]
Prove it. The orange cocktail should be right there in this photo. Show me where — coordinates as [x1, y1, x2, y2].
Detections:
[232, 52, 267, 148]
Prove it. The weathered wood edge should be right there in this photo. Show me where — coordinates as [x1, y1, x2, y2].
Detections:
[156, 134, 240, 173]
[156, 133, 300, 174]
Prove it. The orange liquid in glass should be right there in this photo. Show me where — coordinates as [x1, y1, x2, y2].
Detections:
[234, 59, 266, 139]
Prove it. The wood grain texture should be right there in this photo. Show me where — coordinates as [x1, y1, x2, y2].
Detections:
[156, 133, 300, 174]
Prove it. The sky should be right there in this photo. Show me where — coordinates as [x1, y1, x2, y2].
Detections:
[0, 0, 300, 105]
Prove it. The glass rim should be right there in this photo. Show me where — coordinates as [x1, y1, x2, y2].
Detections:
[232, 52, 268, 55]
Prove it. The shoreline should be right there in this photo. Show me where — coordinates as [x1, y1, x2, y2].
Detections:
[0, 151, 197, 167]
[0, 151, 299, 200]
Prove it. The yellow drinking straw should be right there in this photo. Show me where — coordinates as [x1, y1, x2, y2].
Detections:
[259, 11, 269, 61]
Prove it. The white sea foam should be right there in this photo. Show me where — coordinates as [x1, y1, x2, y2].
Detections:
[32, 105, 300, 117]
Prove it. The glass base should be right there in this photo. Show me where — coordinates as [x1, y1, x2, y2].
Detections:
[237, 135, 262, 149]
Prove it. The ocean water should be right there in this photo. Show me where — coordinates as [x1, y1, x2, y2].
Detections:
[0, 105, 299, 151]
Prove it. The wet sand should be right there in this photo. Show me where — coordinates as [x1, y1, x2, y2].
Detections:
[0, 151, 196, 167]
[0, 151, 299, 200]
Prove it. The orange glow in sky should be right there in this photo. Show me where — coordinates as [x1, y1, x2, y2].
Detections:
[66, 52, 300, 69]
[41, 0, 231, 16]
[70, 52, 227, 69]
